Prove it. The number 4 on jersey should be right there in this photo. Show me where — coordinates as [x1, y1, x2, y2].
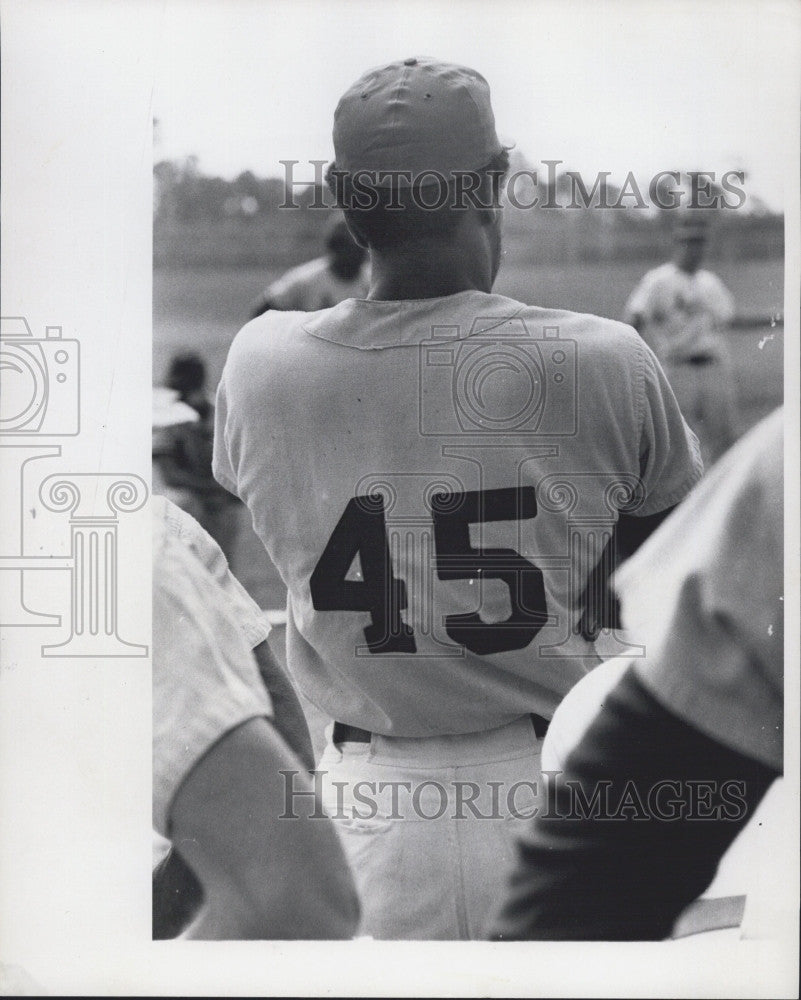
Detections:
[309, 494, 416, 653]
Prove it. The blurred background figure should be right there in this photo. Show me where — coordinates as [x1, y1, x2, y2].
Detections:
[152, 350, 240, 563]
[624, 213, 739, 465]
[248, 215, 369, 319]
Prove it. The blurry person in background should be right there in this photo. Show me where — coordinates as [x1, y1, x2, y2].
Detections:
[624, 213, 739, 465]
[153, 351, 240, 562]
[152, 495, 358, 939]
[248, 214, 369, 319]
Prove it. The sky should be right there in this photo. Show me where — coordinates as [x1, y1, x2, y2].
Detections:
[152, 0, 799, 210]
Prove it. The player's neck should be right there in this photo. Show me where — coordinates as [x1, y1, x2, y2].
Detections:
[367, 246, 492, 300]
[673, 255, 703, 276]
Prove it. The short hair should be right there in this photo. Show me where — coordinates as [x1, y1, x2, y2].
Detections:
[326, 148, 510, 251]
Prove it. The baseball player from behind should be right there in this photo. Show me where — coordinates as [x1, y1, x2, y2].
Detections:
[214, 57, 703, 939]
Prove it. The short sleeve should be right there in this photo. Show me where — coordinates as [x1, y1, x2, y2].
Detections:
[153, 534, 273, 836]
[264, 274, 301, 311]
[635, 344, 704, 514]
[155, 495, 269, 648]
[623, 270, 656, 324]
[703, 273, 736, 324]
[619, 409, 784, 770]
[212, 369, 240, 497]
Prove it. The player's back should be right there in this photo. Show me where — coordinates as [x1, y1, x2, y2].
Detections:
[215, 289, 701, 736]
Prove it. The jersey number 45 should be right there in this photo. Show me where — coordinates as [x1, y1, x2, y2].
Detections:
[310, 487, 548, 656]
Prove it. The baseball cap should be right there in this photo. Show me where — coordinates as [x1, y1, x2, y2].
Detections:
[332, 57, 505, 186]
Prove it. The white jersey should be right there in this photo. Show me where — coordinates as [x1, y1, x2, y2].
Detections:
[263, 256, 370, 311]
[152, 503, 273, 836]
[151, 495, 271, 863]
[619, 406, 784, 770]
[624, 261, 735, 365]
[151, 493, 269, 649]
[544, 409, 785, 939]
[214, 290, 702, 736]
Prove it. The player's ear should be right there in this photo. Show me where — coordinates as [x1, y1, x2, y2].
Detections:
[325, 162, 370, 249]
[475, 164, 504, 229]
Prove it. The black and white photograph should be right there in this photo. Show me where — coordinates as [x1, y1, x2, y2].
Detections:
[1, 0, 799, 995]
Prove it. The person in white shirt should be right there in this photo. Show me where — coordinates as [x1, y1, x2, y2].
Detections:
[152, 497, 359, 939]
[624, 214, 738, 465]
[249, 215, 369, 319]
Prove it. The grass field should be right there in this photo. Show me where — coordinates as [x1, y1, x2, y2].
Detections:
[154, 255, 784, 615]
[154, 257, 783, 384]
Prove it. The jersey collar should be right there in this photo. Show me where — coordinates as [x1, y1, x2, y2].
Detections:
[301, 290, 525, 350]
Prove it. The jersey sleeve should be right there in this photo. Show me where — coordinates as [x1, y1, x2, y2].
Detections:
[153, 534, 273, 837]
[635, 343, 704, 515]
[623, 270, 657, 324]
[212, 368, 240, 497]
[703, 272, 736, 324]
[155, 495, 269, 649]
[618, 409, 784, 770]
